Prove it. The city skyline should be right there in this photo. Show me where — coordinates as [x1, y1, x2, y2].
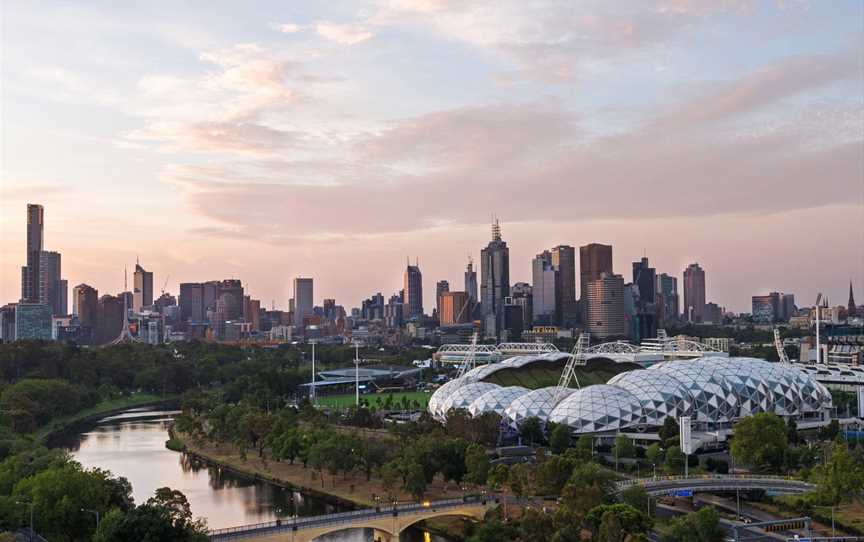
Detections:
[2, 1, 863, 312]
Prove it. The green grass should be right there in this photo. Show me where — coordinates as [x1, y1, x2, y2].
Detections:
[483, 358, 637, 389]
[315, 390, 431, 409]
[36, 393, 172, 440]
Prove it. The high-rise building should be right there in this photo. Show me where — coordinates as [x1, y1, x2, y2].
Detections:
[362, 292, 385, 320]
[503, 298, 525, 341]
[683, 263, 706, 323]
[631, 257, 656, 310]
[752, 292, 796, 323]
[96, 295, 124, 344]
[848, 282, 857, 318]
[656, 273, 679, 325]
[403, 261, 423, 319]
[0, 304, 16, 341]
[14, 303, 53, 340]
[384, 293, 404, 328]
[179, 282, 205, 328]
[465, 258, 478, 304]
[480, 219, 510, 338]
[21, 204, 44, 303]
[510, 282, 533, 329]
[585, 272, 625, 339]
[580, 243, 613, 324]
[440, 291, 470, 325]
[133, 262, 154, 312]
[436, 280, 450, 318]
[72, 284, 99, 328]
[37, 251, 66, 316]
[550, 245, 577, 326]
[532, 251, 558, 325]
[293, 277, 314, 327]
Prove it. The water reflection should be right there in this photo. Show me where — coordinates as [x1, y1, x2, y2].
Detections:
[61, 409, 451, 541]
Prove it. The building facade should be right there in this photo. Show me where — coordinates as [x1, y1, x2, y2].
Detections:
[683, 263, 706, 323]
[657, 273, 679, 325]
[585, 272, 626, 339]
[440, 291, 470, 325]
[403, 262, 423, 319]
[133, 262, 154, 312]
[580, 243, 613, 324]
[293, 277, 314, 327]
[480, 219, 510, 338]
[532, 251, 558, 325]
[21, 204, 44, 303]
[550, 245, 577, 326]
[435, 280, 449, 318]
[465, 258, 478, 304]
[72, 283, 99, 328]
[15, 303, 53, 340]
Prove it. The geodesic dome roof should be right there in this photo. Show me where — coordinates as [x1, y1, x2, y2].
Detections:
[439, 382, 501, 418]
[461, 352, 572, 382]
[549, 385, 644, 434]
[428, 377, 467, 420]
[607, 369, 693, 425]
[650, 360, 739, 422]
[468, 386, 531, 417]
[503, 386, 576, 426]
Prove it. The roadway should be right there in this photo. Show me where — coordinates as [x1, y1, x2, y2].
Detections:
[616, 474, 815, 497]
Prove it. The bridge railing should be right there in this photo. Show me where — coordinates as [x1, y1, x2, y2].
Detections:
[209, 495, 488, 538]
[615, 474, 811, 490]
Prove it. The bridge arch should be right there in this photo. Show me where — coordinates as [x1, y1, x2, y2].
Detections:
[395, 506, 488, 535]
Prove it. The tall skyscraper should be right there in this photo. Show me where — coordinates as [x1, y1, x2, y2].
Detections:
[585, 272, 626, 338]
[440, 291, 470, 325]
[21, 204, 44, 303]
[179, 282, 205, 328]
[550, 245, 576, 326]
[510, 282, 533, 329]
[293, 277, 314, 326]
[465, 258, 478, 304]
[72, 284, 99, 328]
[38, 250, 66, 315]
[631, 257, 656, 309]
[133, 262, 154, 312]
[683, 263, 706, 323]
[580, 243, 613, 323]
[480, 219, 510, 338]
[403, 261, 423, 319]
[656, 273, 679, 324]
[435, 280, 449, 318]
[531, 251, 558, 325]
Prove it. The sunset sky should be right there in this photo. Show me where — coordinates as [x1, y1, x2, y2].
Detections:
[1, 0, 862, 313]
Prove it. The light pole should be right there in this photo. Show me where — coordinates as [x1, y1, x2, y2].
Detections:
[354, 342, 360, 406]
[82, 508, 100, 529]
[652, 463, 657, 481]
[310, 340, 316, 405]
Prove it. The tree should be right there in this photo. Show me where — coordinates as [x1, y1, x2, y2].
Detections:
[621, 485, 651, 514]
[730, 413, 788, 472]
[811, 440, 864, 506]
[508, 463, 535, 499]
[520, 417, 544, 446]
[661, 507, 724, 542]
[549, 424, 572, 454]
[403, 460, 427, 500]
[645, 443, 663, 468]
[537, 454, 575, 495]
[598, 510, 623, 542]
[664, 445, 684, 473]
[786, 417, 799, 445]
[94, 488, 207, 542]
[659, 417, 680, 446]
[520, 507, 555, 541]
[464, 444, 490, 486]
[573, 434, 594, 461]
[613, 435, 636, 460]
[586, 504, 652, 540]
[378, 461, 401, 500]
[559, 463, 616, 517]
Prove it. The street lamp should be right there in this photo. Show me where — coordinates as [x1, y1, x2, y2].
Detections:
[82, 508, 100, 529]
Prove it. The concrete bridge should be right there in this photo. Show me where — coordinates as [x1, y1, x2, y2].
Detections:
[208, 496, 493, 542]
[615, 474, 815, 497]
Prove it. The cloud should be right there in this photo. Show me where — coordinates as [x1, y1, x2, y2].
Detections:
[126, 121, 301, 155]
[314, 22, 375, 45]
[274, 22, 303, 33]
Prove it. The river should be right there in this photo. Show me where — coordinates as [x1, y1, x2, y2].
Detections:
[60, 408, 453, 541]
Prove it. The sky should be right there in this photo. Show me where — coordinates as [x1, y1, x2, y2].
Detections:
[1, 0, 862, 314]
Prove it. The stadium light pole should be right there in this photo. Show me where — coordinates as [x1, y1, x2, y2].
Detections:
[354, 341, 360, 406]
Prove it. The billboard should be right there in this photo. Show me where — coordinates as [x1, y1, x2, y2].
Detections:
[858, 387, 864, 419]
[679, 416, 692, 455]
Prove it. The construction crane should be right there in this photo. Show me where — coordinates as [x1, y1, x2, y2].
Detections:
[161, 274, 170, 296]
[552, 333, 589, 405]
[773, 328, 790, 364]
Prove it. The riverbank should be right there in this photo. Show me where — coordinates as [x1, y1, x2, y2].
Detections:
[40, 394, 178, 445]
[170, 429, 467, 508]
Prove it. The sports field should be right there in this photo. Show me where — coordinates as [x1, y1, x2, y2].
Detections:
[315, 390, 431, 409]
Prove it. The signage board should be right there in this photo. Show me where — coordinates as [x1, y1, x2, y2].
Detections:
[679, 416, 692, 455]
[857, 387, 864, 419]
[673, 489, 693, 497]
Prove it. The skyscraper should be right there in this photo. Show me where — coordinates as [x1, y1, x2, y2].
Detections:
[38, 250, 66, 315]
[403, 261, 423, 319]
[531, 251, 558, 325]
[72, 284, 99, 328]
[179, 282, 205, 328]
[440, 291, 470, 325]
[586, 272, 626, 338]
[580, 243, 613, 323]
[435, 280, 449, 318]
[632, 257, 656, 309]
[480, 219, 510, 338]
[465, 258, 478, 304]
[133, 262, 154, 312]
[293, 277, 314, 327]
[21, 204, 44, 303]
[550, 245, 576, 326]
[656, 273, 679, 324]
[683, 263, 706, 323]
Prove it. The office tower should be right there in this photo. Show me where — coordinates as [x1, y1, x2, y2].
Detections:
[480, 219, 510, 338]
[503, 299, 524, 341]
[631, 257, 656, 309]
[580, 243, 613, 323]
[465, 258, 478, 304]
[847, 282, 857, 318]
[436, 280, 449, 318]
[246, 298, 261, 331]
[440, 291, 470, 325]
[35, 250, 65, 316]
[780, 294, 796, 321]
[656, 273, 679, 324]
[532, 251, 558, 325]
[550, 245, 577, 326]
[403, 261, 423, 319]
[14, 303, 53, 340]
[510, 282, 533, 329]
[362, 292, 385, 320]
[133, 262, 154, 312]
[704, 302, 724, 325]
[179, 283, 205, 328]
[293, 277, 314, 326]
[630, 256, 657, 339]
[585, 272, 625, 338]
[752, 294, 779, 322]
[21, 204, 44, 302]
[72, 284, 99, 328]
[384, 294, 404, 328]
[683, 263, 706, 323]
[96, 295, 124, 344]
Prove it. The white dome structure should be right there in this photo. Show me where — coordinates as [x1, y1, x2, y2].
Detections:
[549, 385, 643, 434]
[468, 386, 531, 417]
[428, 377, 467, 420]
[503, 387, 576, 426]
[651, 360, 739, 422]
[607, 369, 693, 425]
[438, 382, 500, 418]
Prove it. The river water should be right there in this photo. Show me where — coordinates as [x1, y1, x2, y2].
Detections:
[61, 408, 452, 541]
